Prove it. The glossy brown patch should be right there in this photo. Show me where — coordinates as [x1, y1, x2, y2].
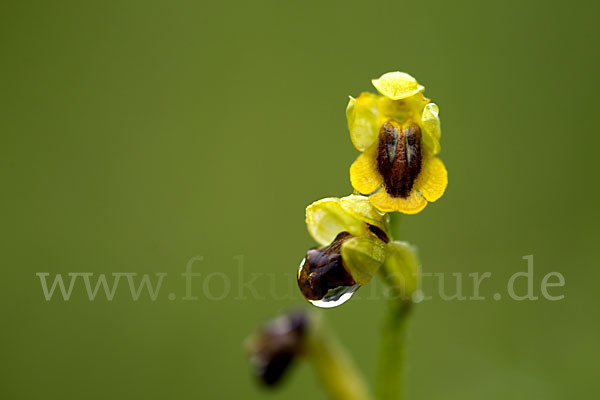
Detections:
[376, 120, 422, 198]
[297, 232, 356, 301]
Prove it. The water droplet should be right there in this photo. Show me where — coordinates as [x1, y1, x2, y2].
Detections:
[308, 284, 361, 308]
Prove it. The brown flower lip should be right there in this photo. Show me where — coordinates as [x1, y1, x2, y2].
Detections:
[377, 120, 422, 198]
[297, 232, 357, 302]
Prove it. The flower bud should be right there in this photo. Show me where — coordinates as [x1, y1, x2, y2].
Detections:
[245, 311, 307, 386]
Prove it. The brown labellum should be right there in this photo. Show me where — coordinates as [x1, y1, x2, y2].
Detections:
[297, 232, 357, 301]
[376, 120, 422, 198]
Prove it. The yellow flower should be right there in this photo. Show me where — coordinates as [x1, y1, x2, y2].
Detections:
[347, 71, 448, 214]
[297, 195, 419, 307]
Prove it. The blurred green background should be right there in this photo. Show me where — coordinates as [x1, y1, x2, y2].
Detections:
[1, 0, 599, 399]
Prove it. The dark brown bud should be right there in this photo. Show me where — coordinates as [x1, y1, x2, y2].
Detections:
[297, 232, 359, 306]
[377, 120, 422, 198]
[246, 311, 308, 386]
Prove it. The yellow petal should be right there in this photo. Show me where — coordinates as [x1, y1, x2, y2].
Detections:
[341, 235, 386, 285]
[369, 188, 427, 215]
[340, 194, 389, 234]
[371, 71, 424, 100]
[421, 103, 441, 154]
[381, 241, 420, 300]
[346, 93, 380, 151]
[306, 198, 366, 246]
[414, 156, 448, 202]
[349, 145, 382, 195]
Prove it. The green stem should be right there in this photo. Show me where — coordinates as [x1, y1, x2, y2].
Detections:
[306, 315, 373, 400]
[388, 212, 402, 239]
[375, 301, 411, 400]
[376, 212, 412, 400]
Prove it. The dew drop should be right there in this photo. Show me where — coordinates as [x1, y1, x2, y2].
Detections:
[307, 284, 361, 308]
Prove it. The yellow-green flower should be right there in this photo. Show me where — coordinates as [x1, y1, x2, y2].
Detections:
[297, 195, 418, 307]
[347, 71, 448, 214]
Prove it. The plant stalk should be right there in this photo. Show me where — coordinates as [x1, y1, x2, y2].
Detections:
[376, 212, 412, 400]
[375, 301, 411, 400]
[306, 315, 373, 400]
